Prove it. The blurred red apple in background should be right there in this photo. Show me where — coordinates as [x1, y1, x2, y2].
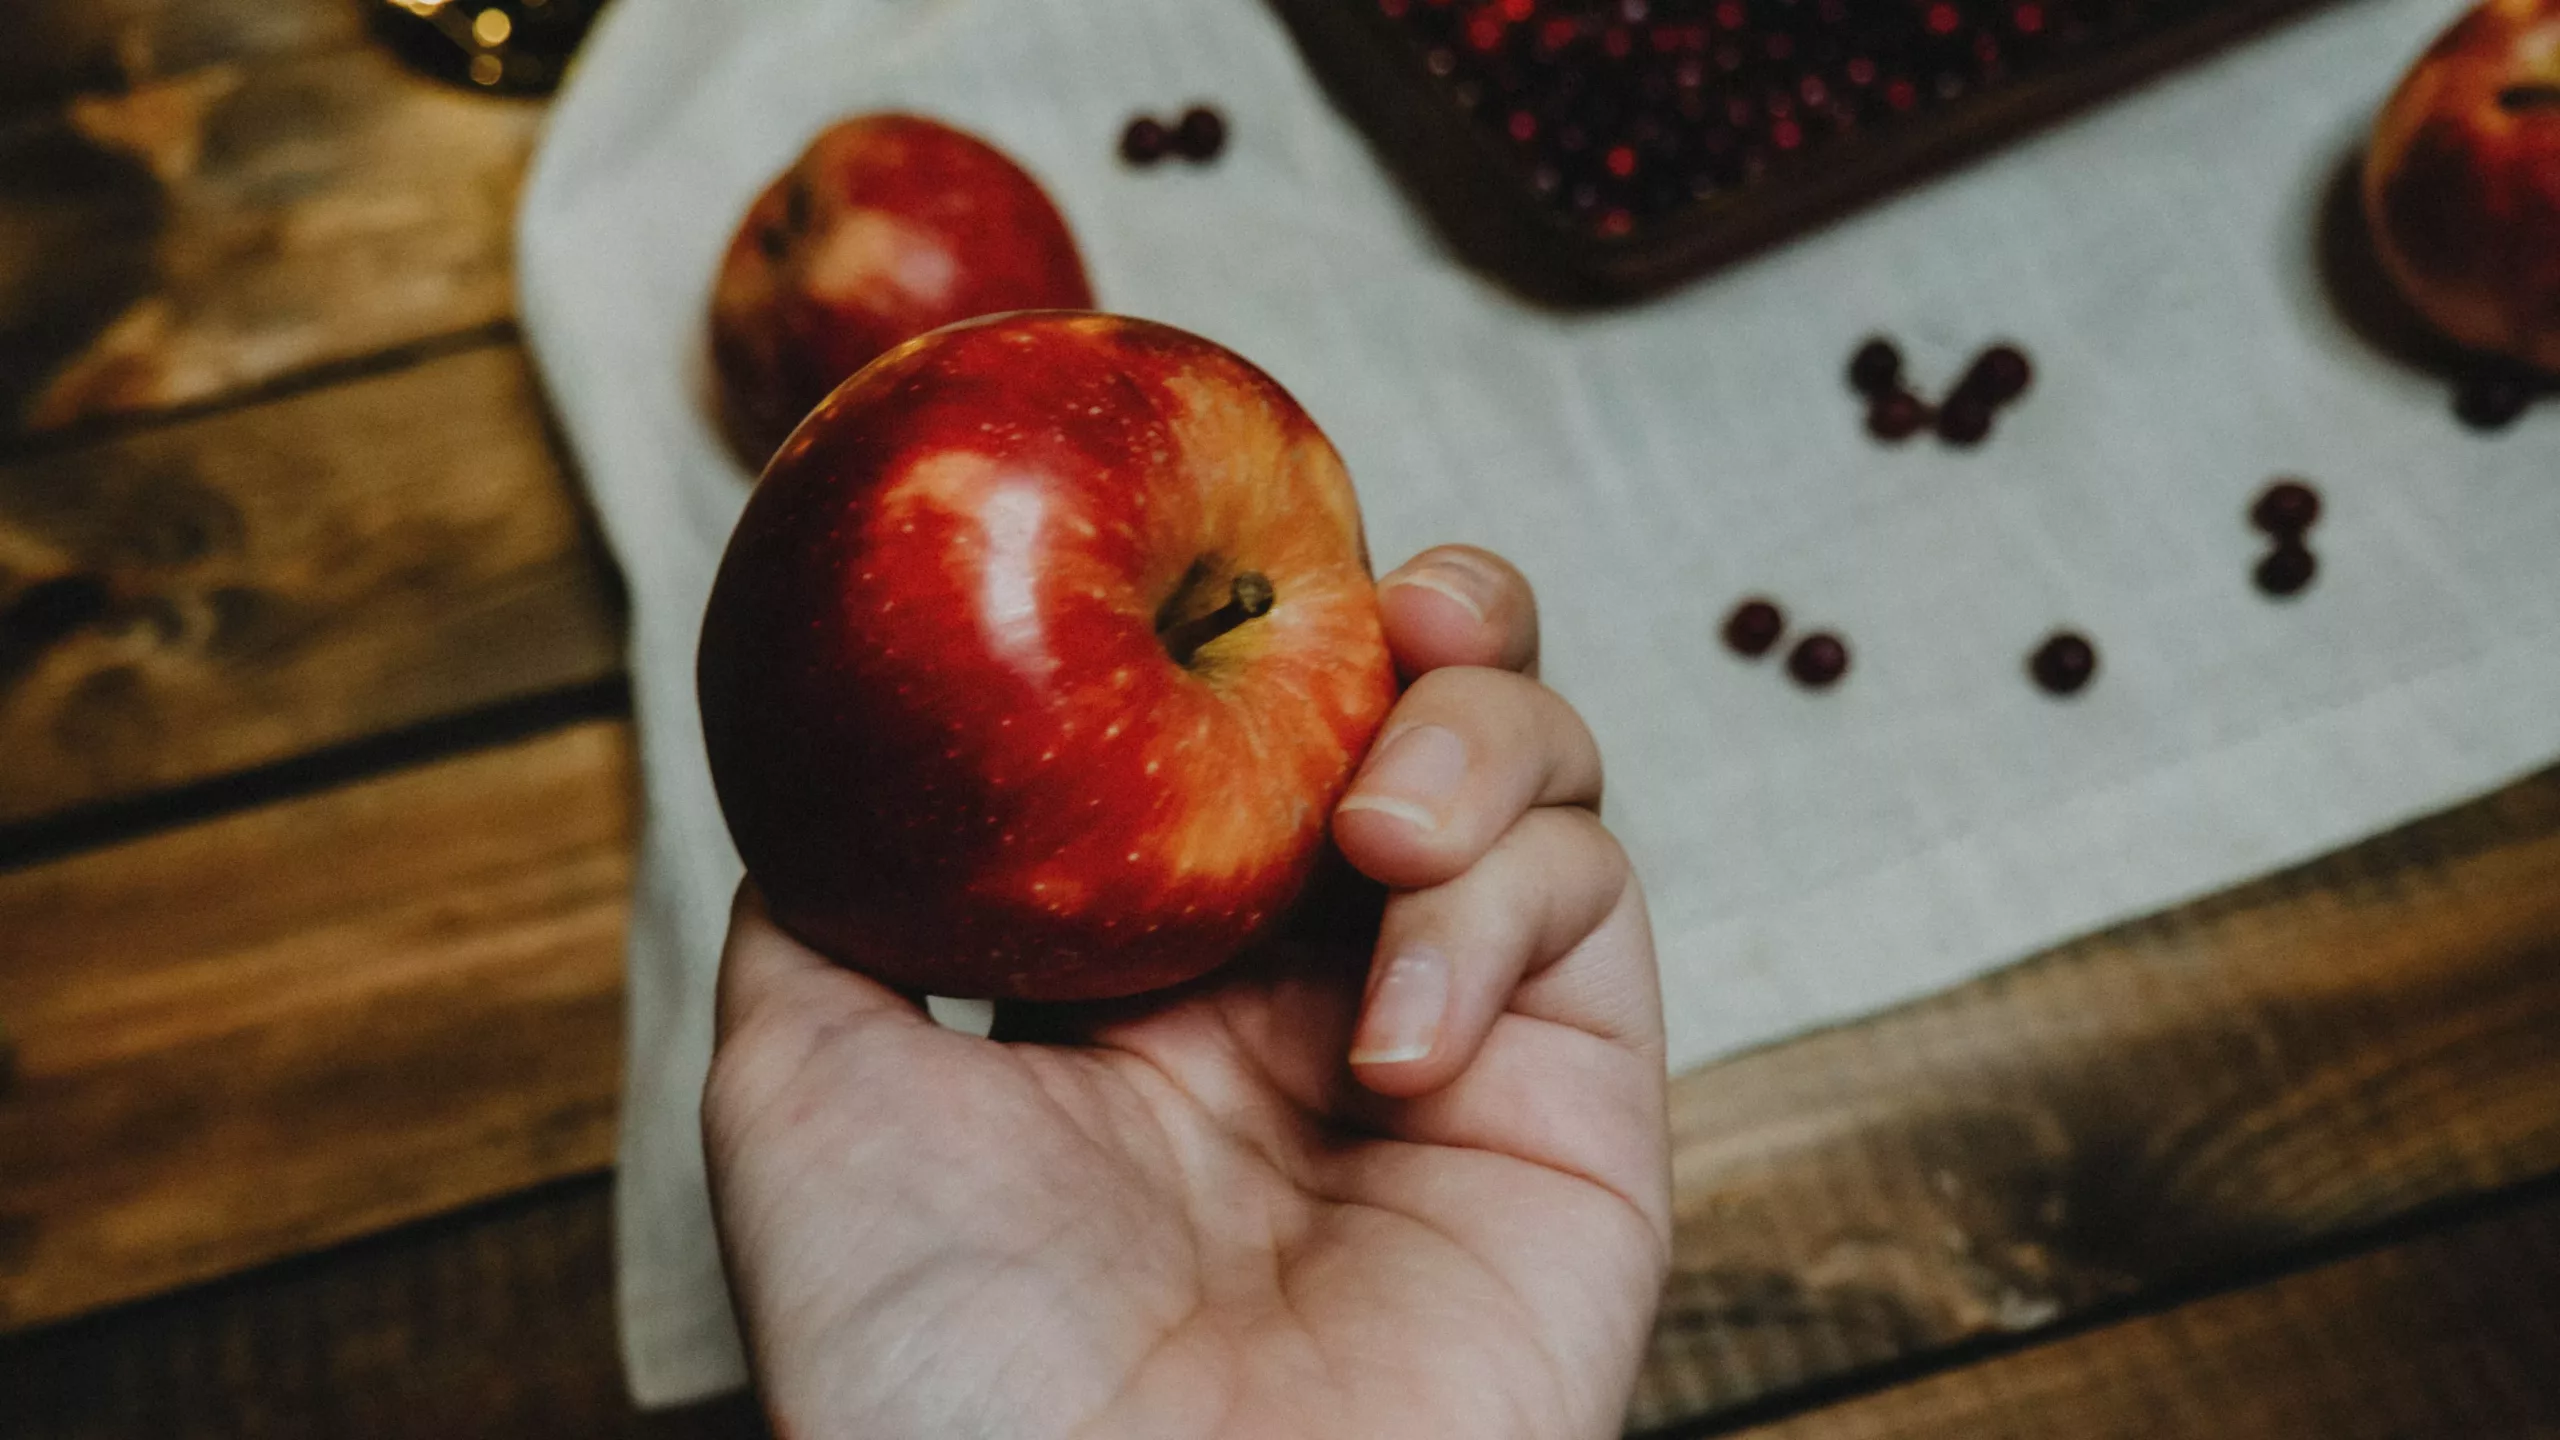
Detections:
[2363, 0, 2560, 375]
[697, 313, 1398, 1000]
[709, 114, 1095, 468]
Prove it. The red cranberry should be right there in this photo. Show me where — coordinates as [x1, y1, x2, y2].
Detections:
[1120, 116, 1170, 165]
[1847, 337, 1903, 396]
[1176, 106, 1228, 161]
[1786, 632, 1850, 688]
[1956, 343, 2032, 405]
[2028, 631, 2097, 696]
[2454, 370, 2539, 431]
[2254, 541, 2317, 598]
[2248, 479, 2321, 538]
[1721, 597, 1785, 657]
[1866, 388, 1931, 441]
[1935, 394, 1994, 446]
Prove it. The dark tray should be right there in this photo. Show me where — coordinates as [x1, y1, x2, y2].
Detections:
[1269, 0, 2343, 305]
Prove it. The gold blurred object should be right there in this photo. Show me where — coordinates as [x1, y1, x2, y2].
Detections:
[368, 0, 606, 95]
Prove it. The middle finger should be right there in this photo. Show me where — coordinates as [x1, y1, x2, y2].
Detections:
[1331, 665, 1604, 892]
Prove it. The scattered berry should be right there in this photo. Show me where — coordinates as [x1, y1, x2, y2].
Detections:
[1935, 393, 1994, 446]
[1120, 116, 1170, 165]
[1175, 106, 1229, 161]
[1848, 337, 1903, 397]
[1866, 388, 1931, 441]
[2248, 479, 2322, 538]
[2254, 541, 2317, 598]
[1786, 632, 1850, 688]
[1721, 597, 1786, 657]
[2028, 631, 2097, 696]
[1957, 343, 2033, 405]
[2454, 369, 2539, 431]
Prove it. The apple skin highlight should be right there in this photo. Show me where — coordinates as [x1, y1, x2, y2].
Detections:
[699, 313, 1399, 1001]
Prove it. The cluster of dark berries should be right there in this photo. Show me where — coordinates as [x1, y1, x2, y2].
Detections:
[1849, 337, 2033, 448]
[2452, 364, 2553, 433]
[1721, 597, 1849, 690]
[2248, 478, 2322, 599]
[1121, 106, 1228, 166]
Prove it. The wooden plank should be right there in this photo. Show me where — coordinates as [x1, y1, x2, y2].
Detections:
[0, 0, 360, 119]
[1633, 765, 2560, 1431]
[0, 341, 623, 829]
[3, 1142, 2557, 1440]
[0, 1177, 770, 1440]
[0, 725, 2553, 1377]
[0, 719, 634, 1330]
[0, 43, 538, 439]
[1712, 1189, 2560, 1440]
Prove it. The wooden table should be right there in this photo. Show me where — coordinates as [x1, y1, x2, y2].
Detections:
[5, 6, 2558, 1435]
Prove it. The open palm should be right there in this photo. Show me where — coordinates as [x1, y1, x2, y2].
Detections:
[704, 547, 1669, 1440]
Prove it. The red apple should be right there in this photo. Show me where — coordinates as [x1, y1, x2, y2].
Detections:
[709, 114, 1096, 469]
[2363, 0, 2560, 374]
[697, 312, 1399, 1000]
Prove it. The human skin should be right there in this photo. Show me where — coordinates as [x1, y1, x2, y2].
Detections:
[702, 544, 1671, 1440]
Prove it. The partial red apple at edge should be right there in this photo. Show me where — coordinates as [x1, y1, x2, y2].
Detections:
[697, 312, 1399, 1001]
[710, 114, 1096, 470]
[2363, 0, 2560, 375]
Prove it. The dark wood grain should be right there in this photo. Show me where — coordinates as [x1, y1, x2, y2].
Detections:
[0, 44, 538, 440]
[0, 341, 623, 827]
[1710, 1186, 2560, 1440]
[0, 0, 360, 121]
[1633, 765, 2560, 1431]
[0, 719, 634, 1330]
[6, 1162, 2558, 1439]
[0, 1177, 769, 1440]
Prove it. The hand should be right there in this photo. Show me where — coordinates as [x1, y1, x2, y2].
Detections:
[702, 545, 1669, 1440]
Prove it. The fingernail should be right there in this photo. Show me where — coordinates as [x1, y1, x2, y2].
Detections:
[1350, 947, 1450, 1065]
[1381, 552, 1500, 622]
[1336, 724, 1469, 831]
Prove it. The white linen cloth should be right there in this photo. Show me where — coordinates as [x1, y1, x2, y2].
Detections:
[515, 0, 2560, 1404]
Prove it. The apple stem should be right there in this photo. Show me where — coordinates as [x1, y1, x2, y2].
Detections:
[1161, 572, 1275, 666]
[2498, 84, 2560, 113]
